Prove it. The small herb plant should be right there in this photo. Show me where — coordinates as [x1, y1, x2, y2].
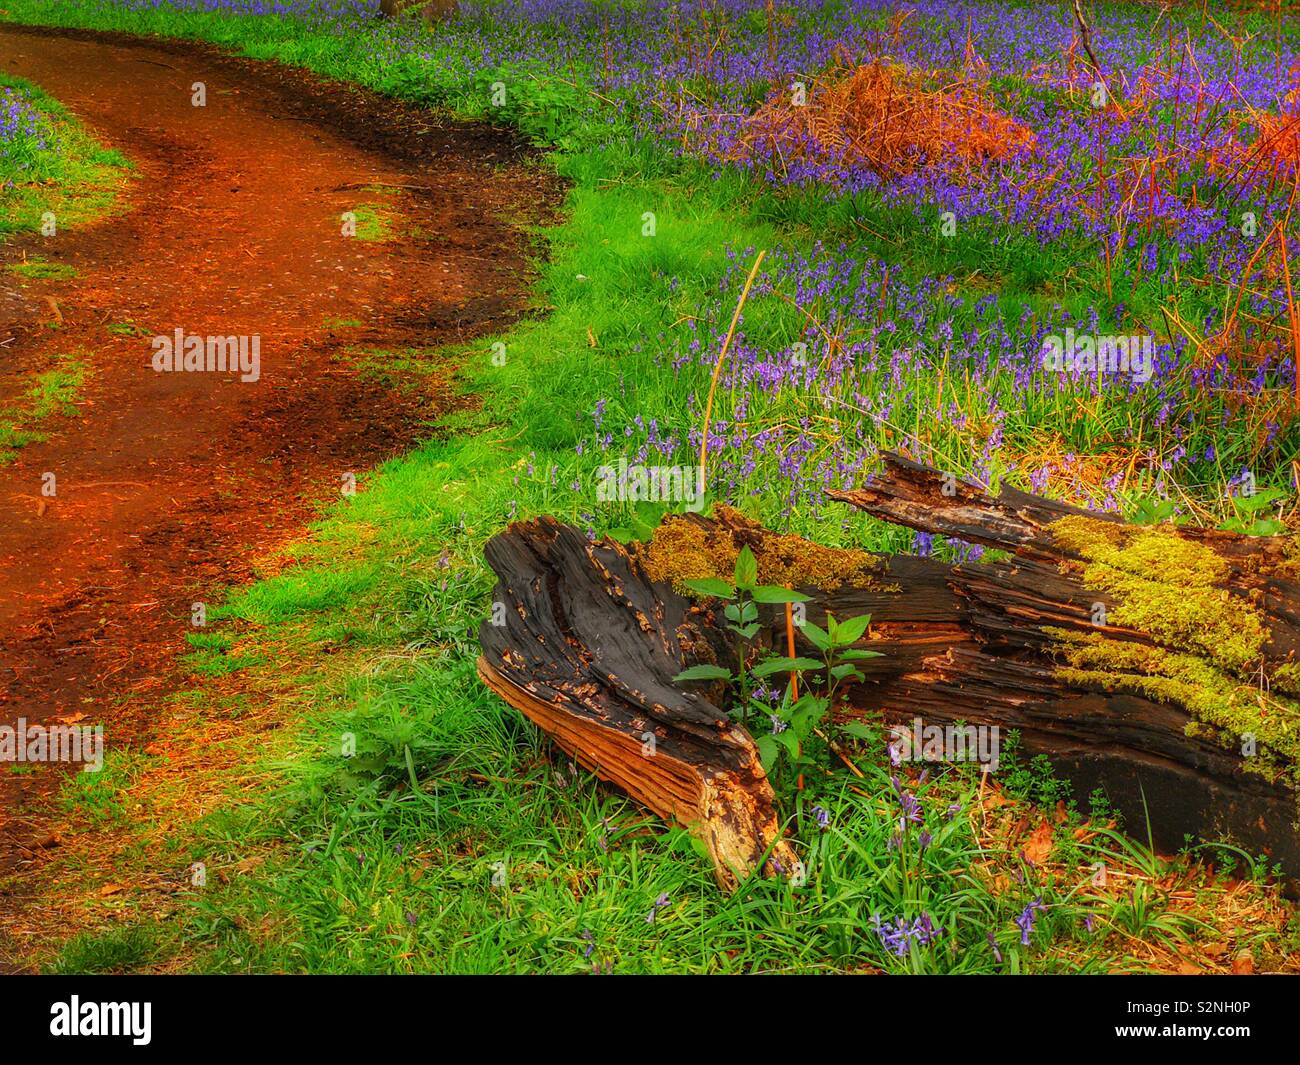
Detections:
[1126, 494, 1185, 526]
[1218, 487, 1288, 537]
[673, 546, 881, 788]
[672, 545, 809, 723]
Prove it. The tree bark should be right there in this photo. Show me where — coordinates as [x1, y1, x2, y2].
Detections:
[477, 519, 797, 890]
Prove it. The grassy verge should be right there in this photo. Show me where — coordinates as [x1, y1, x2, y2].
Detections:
[0, 70, 132, 238]
[0, 2, 1295, 974]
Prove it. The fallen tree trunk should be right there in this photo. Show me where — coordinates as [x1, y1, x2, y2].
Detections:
[476, 519, 797, 890]
[479, 453, 1300, 885]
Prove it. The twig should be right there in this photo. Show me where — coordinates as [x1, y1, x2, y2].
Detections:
[330, 181, 430, 193]
[698, 250, 766, 483]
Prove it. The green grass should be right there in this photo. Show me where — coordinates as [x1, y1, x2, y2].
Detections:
[344, 197, 400, 242]
[0, 71, 132, 238]
[5, 1, 1296, 974]
[7, 256, 77, 279]
[46, 922, 175, 975]
[56, 751, 140, 829]
[0, 349, 90, 463]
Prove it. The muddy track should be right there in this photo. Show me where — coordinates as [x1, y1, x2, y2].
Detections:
[0, 23, 556, 922]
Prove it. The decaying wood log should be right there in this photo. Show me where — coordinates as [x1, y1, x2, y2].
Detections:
[476, 519, 796, 890]
[479, 453, 1300, 885]
[825, 453, 1300, 878]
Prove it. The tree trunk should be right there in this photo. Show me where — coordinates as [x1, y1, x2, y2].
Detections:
[378, 0, 458, 22]
[476, 519, 796, 891]
[478, 453, 1300, 886]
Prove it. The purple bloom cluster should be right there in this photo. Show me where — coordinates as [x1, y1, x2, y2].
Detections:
[1016, 896, 1045, 945]
[601, 237, 1295, 513]
[872, 910, 944, 956]
[0, 87, 51, 168]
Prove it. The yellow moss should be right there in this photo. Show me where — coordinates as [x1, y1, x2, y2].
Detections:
[641, 507, 888, 594]
[1046, 516, 1300, 791]
[1049, 516, 1265, 673]
[1050, 629, 1300, 790]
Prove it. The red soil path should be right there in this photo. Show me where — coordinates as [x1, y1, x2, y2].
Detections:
[0, 25, 551, 896]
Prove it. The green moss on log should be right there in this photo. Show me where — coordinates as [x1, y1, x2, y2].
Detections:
[1049, 516, 1267, 673]
[1046, 517, 1300, 797]
[1051, 630, 1299, 791]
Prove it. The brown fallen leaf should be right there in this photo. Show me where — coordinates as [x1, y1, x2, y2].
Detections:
[1231, 951, 1255, 975]
[1023, 821, 1054, 866]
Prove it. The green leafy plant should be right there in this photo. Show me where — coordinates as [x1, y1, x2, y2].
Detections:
[1125, 493, 1186, 526]
[745, 682, 830, 786]
[676, 552, 882, 786]
[1218, 487, 1288, 536]
[673, 545, 808, 723]
[607, 499, 669, 544]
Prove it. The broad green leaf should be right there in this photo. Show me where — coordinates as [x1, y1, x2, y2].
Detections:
[733, 545, 758, 589]
[792, 698, 829, 735]
[774, 730, 801, 758]
[799, 620, 831, 652]
[674, 664, 731, 683]
[832, 613, 873, 645]
[1234, 488, 1285, 514]
[752, 585, 812, 604]
[755, 734, 780, 771]
[683, 577, 734, 599]
[840, 721, 877, 741]
[633, 500, 667, 526]
[750, 656, 825, 678]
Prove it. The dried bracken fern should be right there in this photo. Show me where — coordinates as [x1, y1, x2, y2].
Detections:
[734, 57, 1036, 182]
[1211, 72, 1300, 188]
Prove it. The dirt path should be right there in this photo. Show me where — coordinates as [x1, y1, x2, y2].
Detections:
[0, 25, 551, 894]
